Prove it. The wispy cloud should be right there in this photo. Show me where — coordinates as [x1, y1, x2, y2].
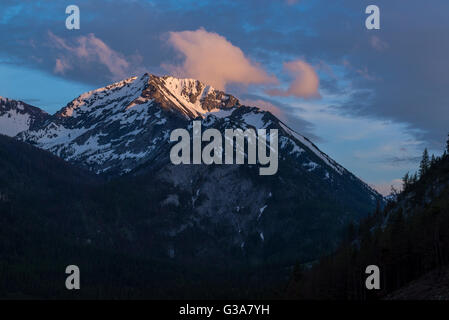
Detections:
[266, 60, 320, 98]
[379, 155, 422, 166]
[240, 98, 285, 119]
[48, 32, 135, 80]
[54, 58, 71, 74]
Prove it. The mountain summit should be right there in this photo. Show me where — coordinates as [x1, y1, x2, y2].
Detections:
[16, 74, 352, 178]
[57, 74, 240, 119]
[17, 74, 243, 174]
[0, 97, 49, 137]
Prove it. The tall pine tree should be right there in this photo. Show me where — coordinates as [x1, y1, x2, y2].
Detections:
[431, 154, 436, 167]
[402, 171, 410, 191]
[419, 148, 430, 178]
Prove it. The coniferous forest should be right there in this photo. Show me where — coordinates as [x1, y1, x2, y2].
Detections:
[0, 134, 284, 299]
[287, 134, 449, 299]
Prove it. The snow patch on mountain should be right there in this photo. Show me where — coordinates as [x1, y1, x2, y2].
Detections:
[0, 109, 31, 136]
[0, 97, 49, 137]
[258, 205, 268, 220]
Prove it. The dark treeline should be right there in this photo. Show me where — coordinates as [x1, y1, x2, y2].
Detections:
[0, 134, 283, 299]
[287, 134, 449, 299]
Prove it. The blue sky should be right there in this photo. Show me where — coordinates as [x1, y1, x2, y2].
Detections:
[1, 0, 448, 194]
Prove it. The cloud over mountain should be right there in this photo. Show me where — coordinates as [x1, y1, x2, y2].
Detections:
[163, 28, 277, 90]
[266, 60, 320, 99]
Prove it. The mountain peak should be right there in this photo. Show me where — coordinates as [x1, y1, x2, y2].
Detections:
[56, 73, 240, 120]
[145, 73, 240, 118]
[0, 97, 49, 137]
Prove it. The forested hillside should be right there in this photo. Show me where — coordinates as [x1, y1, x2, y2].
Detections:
[287, 135, 449, 300]
[0, 134, 186, 298]
[0, 134, 283, 298]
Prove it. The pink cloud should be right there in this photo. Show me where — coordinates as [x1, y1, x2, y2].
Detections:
[240, 99, 285, 120]
[48, 32, 131, 80]
[163, 28, 277, 90]
[266, 60, 320, 99]
[54, 58, 72, 74]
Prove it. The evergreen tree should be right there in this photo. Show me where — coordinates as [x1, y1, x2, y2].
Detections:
[431, 154, 436, 167]
[402, 172, 410, 191]
[412, 172, 418, 184]
[419, 148, 430, 178]
[390, 185, 399, 201]
[446, 133, 449, 154]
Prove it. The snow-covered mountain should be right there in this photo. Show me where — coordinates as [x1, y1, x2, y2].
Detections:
[16, 73, 349, 178]
[5, 74, 382, 264]
[17, 74, 242, 174]
[0, 97, 49, 137]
